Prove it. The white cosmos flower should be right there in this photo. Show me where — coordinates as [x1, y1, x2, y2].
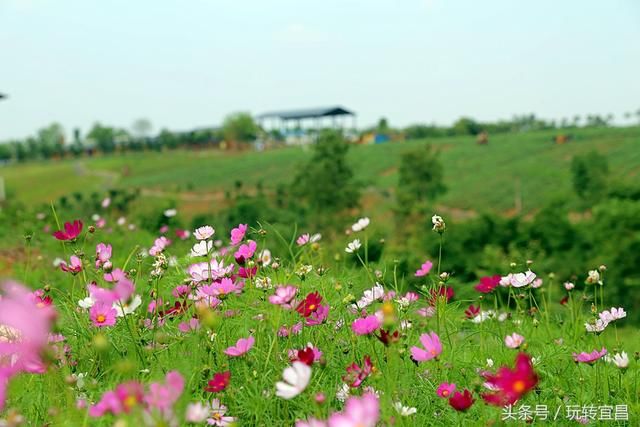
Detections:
[275, 361, 312, 399]
[336, 383, 350, 402]
[78, 296, 95, 309]
[191, 240, 213, 257]
[609, 352, 629, 369]
[345, 239, 362, 253]
[351, 217, 370, 232]
[585, 318, 608, 333]
[164, 208, 177, 217]
[194, 225, 215, 240]
[258, 249, 272, 266]
[510, 270, 536, 288]
[114, 295, 142, 317]
[564, 281, 575, 291]
[352, 283, 385, 309]
[393, 401, 417, 417]
[309, 233, 322, 243]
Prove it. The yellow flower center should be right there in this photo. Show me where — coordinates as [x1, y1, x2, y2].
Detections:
[96, 314, 106, 323]
[513, 380, 526, 393]
[124, 395, 137, 409]
[442, 390, 449, 397]
[308, 304, 316, 311]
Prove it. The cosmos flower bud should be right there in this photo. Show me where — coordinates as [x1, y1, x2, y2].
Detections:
[599, 264, 607, 272]
[103, 261, 113, 273]
[431, 215, 446, 233]
[88, 225, 96, 233]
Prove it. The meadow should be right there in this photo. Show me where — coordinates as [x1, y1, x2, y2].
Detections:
[0, 127, 639, 426]
[3, 126, 640, 219]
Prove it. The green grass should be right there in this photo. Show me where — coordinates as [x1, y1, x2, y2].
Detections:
[2, 126, 639, 217]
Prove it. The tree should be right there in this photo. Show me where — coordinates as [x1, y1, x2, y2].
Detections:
[452, 117, 481, 135]
[132, 118, 153, 138]
[87, 123, 116, 153]
[396, 144, 446, 217]
[377, 117, 389, 133]
[292, 130, 360, 223]
[36, 123, 65, 159]
[222, 112, 259, 143]
[158, 129, 179, 150]
[571, 151, 609, 205]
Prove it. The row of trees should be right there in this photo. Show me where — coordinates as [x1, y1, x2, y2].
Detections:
[2, 109, 640, 163]
[0, 113, 259, 162]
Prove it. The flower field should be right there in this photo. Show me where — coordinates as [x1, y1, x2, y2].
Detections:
[0, 209, 638, 426]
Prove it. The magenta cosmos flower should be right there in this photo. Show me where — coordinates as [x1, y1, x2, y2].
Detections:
[89, 381, 144, 417]
[306, 304, 329, 326]
[415, 260, 433, 277]
[475, 275, 501, 293]
[437, 382, 456, 398]
[234, 240, 257, 264]
[230, 224, 247, 245]
[411, 331, 442, 362]
[352, 315, 381, 336]
[224, 336, 255, 357]
[269, 286, 298, 308]
[573, 347, 607, 364]
[52, 220, 83, 241]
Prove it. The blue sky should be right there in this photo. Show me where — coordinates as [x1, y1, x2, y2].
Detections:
[1, 0, 639, 140]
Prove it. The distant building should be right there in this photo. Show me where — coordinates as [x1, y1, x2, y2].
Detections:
[257, 106, 356, 144]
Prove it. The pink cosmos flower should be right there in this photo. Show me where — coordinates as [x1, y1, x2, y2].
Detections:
[328, 392, 379, 427]
[194, 225, 215, 240]
[188, 260, 234, 283]
[411, 332, 442, 362]
[269, 286, 298, 308]
[230, 224, 247, 245]
[437, 382, 456, 398]
[149, 236, 170, 256]
[224, 336, 255, 357]
[178, 318, 200, 333]
[175, 229, 191, 240]
[306, 304, 329, 326]
[144, 371, 185, 412]
[159, 225, 170, 234]
[278, 323, 303, 337]
[297, 233, 310, 246]
[95, 243, 112, 269]
[0, 282, 56, 410]
[59, 255, 82, 274]
[504, 333, 525, 349]
[89, 381, 144, 417]
[573, 347, 608, 364]
[234, 240, 257, 264]
[208, 278, 244, 297]
[352, 315, 381, 336]
[103, 268, 126, 283]
[415, 260, 433, 277]
[90, 302, 117, 327]
[53, 220, 83, 241]
[417, 306, 436, 318]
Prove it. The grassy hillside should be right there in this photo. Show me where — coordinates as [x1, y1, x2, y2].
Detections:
[2, 126, 639, 217]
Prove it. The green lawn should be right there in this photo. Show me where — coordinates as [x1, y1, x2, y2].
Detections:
[2, 126, 639, 216]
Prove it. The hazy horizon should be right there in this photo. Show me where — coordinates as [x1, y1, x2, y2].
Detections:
[1, 0, 639, 140]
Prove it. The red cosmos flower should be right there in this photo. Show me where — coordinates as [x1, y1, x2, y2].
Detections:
[448, 389, 475, 411]
[560, 295, 569, 306]
[296, 292, 322, 318]
[53, 220, 83, 241]
[428, 286, 454, 305]
[160, 301, 189, 318]
[475, 275, 501, 293]
[482, 352, 539, 406]
[375, 329, 400, 347]
[343, 355, 373, 388]
[205, 371, 231, 393]
[295, 347, 316, 366]
[464, 304, 481, 319]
